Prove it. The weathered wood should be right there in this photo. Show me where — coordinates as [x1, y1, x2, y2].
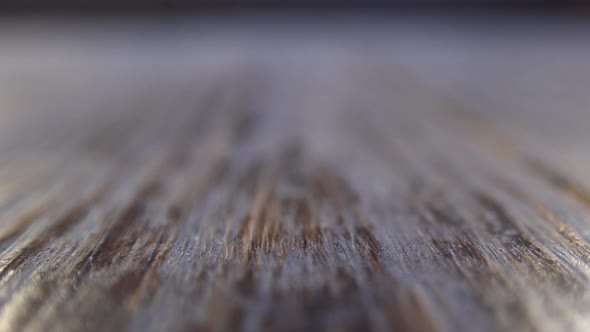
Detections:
[1, 18, 590, 332]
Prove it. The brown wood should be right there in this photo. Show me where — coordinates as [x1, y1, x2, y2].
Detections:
[1, 17, 590, 332]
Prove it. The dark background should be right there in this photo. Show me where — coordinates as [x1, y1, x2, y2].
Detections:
[1, 0, 588, 14]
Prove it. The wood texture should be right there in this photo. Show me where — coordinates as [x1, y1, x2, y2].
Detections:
[1, 18, 590, 332]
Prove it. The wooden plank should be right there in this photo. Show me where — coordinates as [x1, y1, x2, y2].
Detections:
[1, 18, 590, 332]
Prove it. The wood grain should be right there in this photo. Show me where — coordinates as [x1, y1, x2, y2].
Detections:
[1, 18, 590, 332]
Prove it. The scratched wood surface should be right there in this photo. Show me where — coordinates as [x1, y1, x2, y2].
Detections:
[1, 17, 590, 332]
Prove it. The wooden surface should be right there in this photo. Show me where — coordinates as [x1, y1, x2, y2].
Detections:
[1, 17, 590, 332]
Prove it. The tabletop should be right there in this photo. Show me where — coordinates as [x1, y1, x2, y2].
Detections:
[1, 16, 590, 332]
